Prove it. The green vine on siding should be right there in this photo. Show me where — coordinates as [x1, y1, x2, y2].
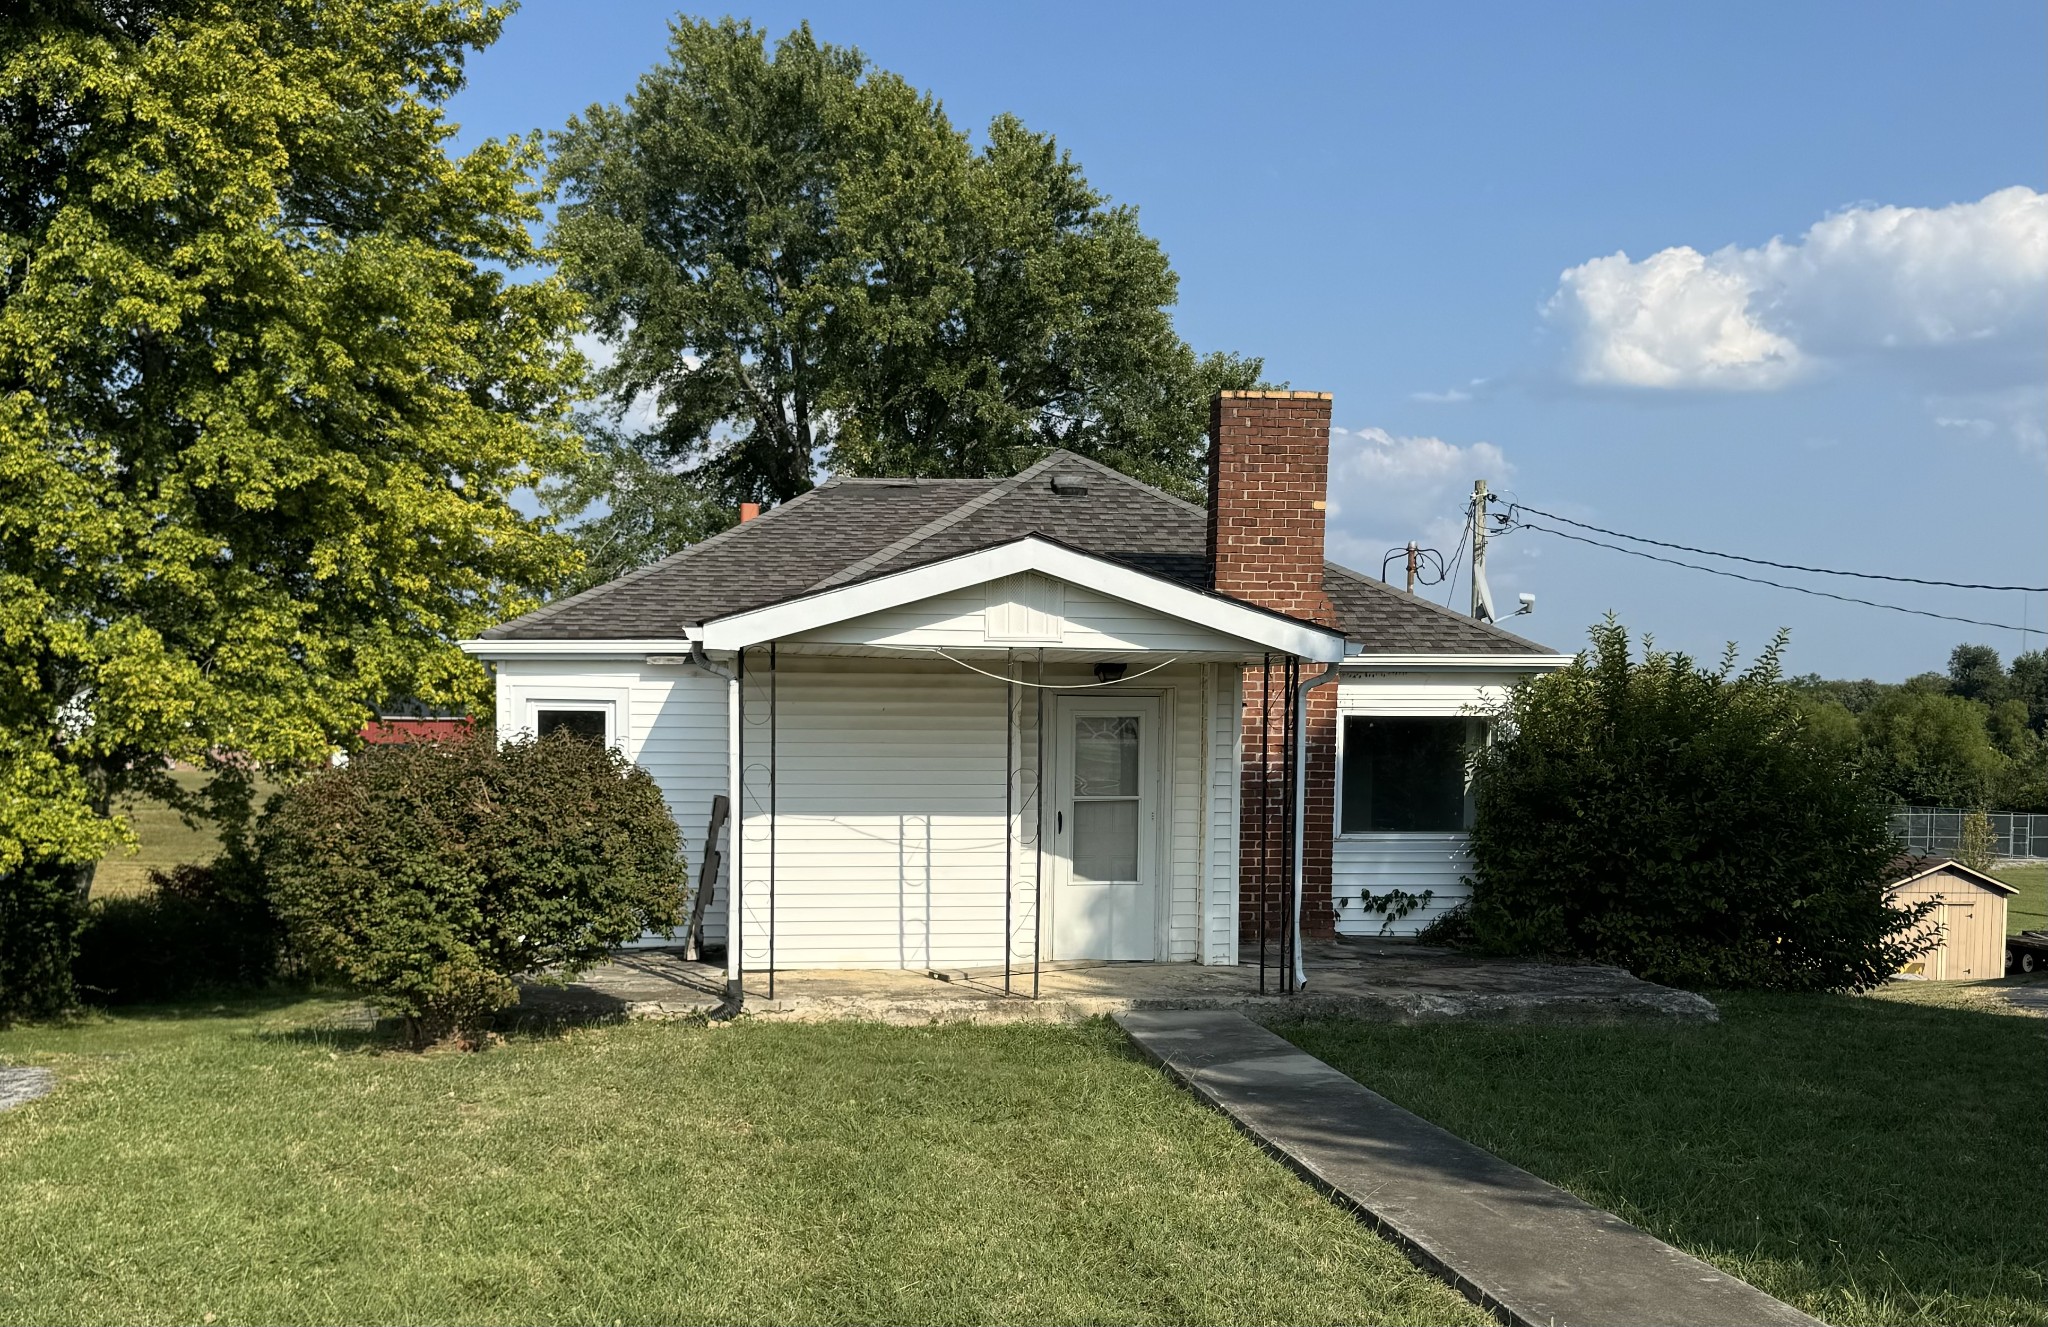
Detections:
[1346, 887, 1435, 937]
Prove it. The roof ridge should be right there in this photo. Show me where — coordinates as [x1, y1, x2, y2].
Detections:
[828, 475, 1000, 485]
[807, 452, 1075, 591]
[1039, 449, 1211, 518]
[1321, 559, 1561, 654]
[480, 483, 835, 640]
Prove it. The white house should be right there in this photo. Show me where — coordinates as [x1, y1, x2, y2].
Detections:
[463, 392, 1568, 993]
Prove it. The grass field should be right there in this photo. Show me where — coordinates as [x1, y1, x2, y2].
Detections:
[0, 1002, 1484, 1326]
[1994, 863, 2047, 934]
[92, 771, 279, 896]
[93, 771, 226, 896]
[1276, 984, 2048, 1327]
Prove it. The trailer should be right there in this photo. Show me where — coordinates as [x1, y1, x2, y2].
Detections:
[2007, 930, 2048, 975]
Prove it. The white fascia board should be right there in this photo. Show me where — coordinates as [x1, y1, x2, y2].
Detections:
[1342, 653, 1574, 671]
[699, 536, 1349, 661]
[459, 634, 699, 660]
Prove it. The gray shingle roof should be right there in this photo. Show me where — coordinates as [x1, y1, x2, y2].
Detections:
[482, 449, 1556, 655]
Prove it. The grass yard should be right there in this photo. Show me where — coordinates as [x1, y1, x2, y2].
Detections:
[0, 1001, 1485, 1327]
[1994, 862, 2047, 934]
[1276, 983, 2048, 1327]
[92, 770, 274, 897]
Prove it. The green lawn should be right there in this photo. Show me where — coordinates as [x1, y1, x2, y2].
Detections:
[0, 1002, 1484, 1326]
[1276, 985, 2048, 1327]
[1994, 863, 2047, 934]
[92, 770, 251, 897]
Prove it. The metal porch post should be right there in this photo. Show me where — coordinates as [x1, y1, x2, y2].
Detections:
[768, 642, 777, 1001]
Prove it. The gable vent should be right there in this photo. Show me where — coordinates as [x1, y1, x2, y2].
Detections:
[1049, 473, 1089, 496]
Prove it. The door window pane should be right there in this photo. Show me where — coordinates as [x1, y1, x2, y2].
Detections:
[1073, 716, 1139, 797]
[537, 708, 608, 744]
[1073, 800, 1140, 883]
[1341, 717, 1472, 832]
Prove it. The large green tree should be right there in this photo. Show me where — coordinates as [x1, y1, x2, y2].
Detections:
[1858, 691, 2009, 808]
[0, 0, 584, 1007]
[546, 16, 1260, 553]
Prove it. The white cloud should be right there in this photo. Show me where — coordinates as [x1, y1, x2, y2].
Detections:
[1324, 426, 1511, 583]
[1547, 186, 2048, 390]
[1926, 386, 2048, 461]
[1410, 378, 1488, 405]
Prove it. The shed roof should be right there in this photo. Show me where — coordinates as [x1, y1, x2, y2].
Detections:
[1884, 857, 2018, 896]
[483, 448, 1557, 656]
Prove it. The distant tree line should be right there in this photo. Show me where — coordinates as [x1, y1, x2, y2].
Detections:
[1790, 645, 2048, 812]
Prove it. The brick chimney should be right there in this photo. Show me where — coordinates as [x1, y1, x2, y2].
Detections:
[1207, 390, 1340, 944]
[1207, 392, 1338, 625]
[738, 502, 761, 524]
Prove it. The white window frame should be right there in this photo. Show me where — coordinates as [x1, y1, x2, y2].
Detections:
[1335, 713, 1485, 838]
[516, 689, 629, 755]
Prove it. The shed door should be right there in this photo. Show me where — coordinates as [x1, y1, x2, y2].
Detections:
[1945, 901, 1979, 978]
[1049, 697, 1160, 961]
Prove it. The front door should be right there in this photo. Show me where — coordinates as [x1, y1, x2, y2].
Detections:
[1050, 697, 1159, 960]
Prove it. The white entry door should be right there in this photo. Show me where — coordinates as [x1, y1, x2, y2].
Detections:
[1050, 696, 1160, 961]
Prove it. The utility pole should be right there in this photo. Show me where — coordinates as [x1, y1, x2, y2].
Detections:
[1404, 541, 1419, 594]
[1470, 479, 1495, 621]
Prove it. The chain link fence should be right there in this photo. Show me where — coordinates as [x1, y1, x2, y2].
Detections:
[1889, 807, 2048, 861]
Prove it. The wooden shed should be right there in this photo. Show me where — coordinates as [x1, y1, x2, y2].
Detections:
[1886, 858, 2016, 980]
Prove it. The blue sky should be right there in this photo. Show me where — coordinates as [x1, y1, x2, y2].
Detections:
[447, 1, 2047, 680]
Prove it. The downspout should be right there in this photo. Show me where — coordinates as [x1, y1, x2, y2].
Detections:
[1291, 660, 1341, 991]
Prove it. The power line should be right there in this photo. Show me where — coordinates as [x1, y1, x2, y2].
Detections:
[1502, 518, 2034, 634]
[1439, 516, 1470, 611]
[1496, 500, 2048, 594]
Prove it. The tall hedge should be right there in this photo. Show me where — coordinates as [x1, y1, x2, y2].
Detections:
[263, 732, 687, 1046]
[74, 854, 288, 1005]
[0, 860, 83, 1022]
[1466, 620, 1929, 992]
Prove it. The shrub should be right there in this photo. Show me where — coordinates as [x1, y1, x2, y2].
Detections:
[1465, 619, 1931, 992]
[74, 853, 287, 1004]
[262, 732, 687, 1047]
[0, 859, 84, 1023]
[1956, 809, 1997, 873]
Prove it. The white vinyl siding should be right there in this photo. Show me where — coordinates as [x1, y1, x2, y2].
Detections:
[495, 660, 731, 945]
[728, 658, 1213, 969]
[787, 577, 1259, 654]
[733, 661, 1009, 970]
[489, 652, 1234, 968]
[1331, 832, 1473, 935]
[1204, 664, 1242, 964]
[1331, 668, 1526, 937]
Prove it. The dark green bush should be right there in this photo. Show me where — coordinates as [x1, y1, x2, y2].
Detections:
[0, 858, 84, 1022]
[262, 732, 687, 1047]
[1466, 619, 1931, 992]
[74, 853, 287, 1004]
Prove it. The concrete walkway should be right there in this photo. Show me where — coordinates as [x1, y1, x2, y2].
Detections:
[518, 938, 1718, 1026]
[1116, 1009, 1819, 1327]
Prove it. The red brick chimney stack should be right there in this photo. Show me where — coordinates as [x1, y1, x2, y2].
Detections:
[1208, 390, 1340, 943]
[738, 502, 761, 524]
[1207, 392, 1338, 627]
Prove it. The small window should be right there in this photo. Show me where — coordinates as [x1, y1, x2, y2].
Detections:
[1340, 717, 1476, 833]
[536, 708, 609, 745]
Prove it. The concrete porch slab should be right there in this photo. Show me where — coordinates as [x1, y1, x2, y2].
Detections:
[1116, 1009, 1819, 1327]
[516, 938, 1717, 1025]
